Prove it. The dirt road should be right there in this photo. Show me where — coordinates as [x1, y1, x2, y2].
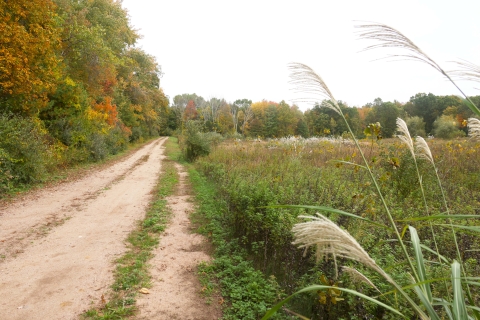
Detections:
[0, 137, 201, 319]
[136, 163, 221, 320]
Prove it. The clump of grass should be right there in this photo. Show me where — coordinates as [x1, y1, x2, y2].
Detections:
[83, 143, 178, 319]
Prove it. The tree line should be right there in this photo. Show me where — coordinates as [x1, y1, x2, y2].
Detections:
[170, 93, 480, 139]
[0, 0, 168, 192]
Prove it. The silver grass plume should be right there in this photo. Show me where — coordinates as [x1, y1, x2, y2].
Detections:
[396, 118, 414, 158]
[292, 214, 393, 283]
[356, 23, 445, 75]
[288, 63, 341, 115]
[342, 266, 380, 292]
[467, 118, 480, 138]
[450, 60, 480, 86]
[356, 22, 480, 118]
[414, 137, 434, 165]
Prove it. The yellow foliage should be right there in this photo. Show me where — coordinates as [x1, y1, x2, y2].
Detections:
[0, 0, 61, 113]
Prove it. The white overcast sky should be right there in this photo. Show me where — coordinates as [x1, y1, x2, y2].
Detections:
[121, 0, 480, 110]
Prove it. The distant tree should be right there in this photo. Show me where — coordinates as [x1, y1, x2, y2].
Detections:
[432, 115, 465, 139]
[264, 105, 279, 138]
[406, 116, 426, 137]
[235, 99, 253, 136]
[183, 100, 198, 121]
[365, 98, 403, 138]
[304, 100, 361, 137]
[172, 93, 205, 128]
[232, 99, 251, 134]
[276, 101, 297, 136]
[304, 104, 331, 136]
[295, 118, 309, 137]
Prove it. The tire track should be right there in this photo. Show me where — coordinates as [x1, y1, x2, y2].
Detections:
[0, 139, 162, 262]
[0, 137, 167, 320]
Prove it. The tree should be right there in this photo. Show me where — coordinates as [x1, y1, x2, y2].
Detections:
[406, 116, 426, 137]
[232, 99, 252, 135]
[432, 115, 465, 139]
[304, 104, 330, 136]
[0, 0, 62, 114]
[264, 105, 279, 138]
[295, 118, 309, 137]
[276, 101, 297, 136]
[55, 0, 137, 98]
[236, 99, 253, 136]
[365, 99, 403, 138]
[172, 93, 205, 128]
[183, 100, 198, 121]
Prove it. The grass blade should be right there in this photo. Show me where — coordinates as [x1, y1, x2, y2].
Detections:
[452, 261, 468, 319]
[413, 285, 441, 320]
[397, 214, 480, 222]
[261, 285, 404, 319]
[409, 226, 433, 303]
[438, 224, 480, 233]
[433, 298, 454, 320]
[329, 160, 368, 169]
[265, 205, 391, 230]
[419, 244, 449, 264]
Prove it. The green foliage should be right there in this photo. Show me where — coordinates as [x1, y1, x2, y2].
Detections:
[0, 0, 170, 196]
[406, 116, 427, 137]
[179, 121, 223, 162]
[365, 99, 404, 138]
[184, 159, 287, 319]
[0, 114, 56, 193]
[433, 115, 466, 139]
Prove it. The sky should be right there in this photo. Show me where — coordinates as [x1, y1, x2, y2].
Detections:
[121, 0, 480, 110]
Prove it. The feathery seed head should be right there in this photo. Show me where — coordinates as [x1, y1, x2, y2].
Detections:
[288, 63, 342, 115]
[356, 23, 443, 74]
[450, 60, 480, 85]
[467, 118, 480, 138]
[414, 136, 434, 165]
[342, 266, 380, 292]
[395, 118, 414, 157]
[292, 214, 392, 283]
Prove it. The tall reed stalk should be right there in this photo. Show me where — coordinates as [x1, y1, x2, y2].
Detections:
[263, 23, 480, 320]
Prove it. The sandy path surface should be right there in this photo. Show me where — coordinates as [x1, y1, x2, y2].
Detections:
[0, 138, 167, 320]
[136, 163, 221, 320]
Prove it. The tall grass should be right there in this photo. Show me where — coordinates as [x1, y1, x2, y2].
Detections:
[263, 23, 480, 319]
[196, 134, 479, 318]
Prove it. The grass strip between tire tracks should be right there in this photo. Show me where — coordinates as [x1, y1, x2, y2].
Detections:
[83, 138, 179, 319]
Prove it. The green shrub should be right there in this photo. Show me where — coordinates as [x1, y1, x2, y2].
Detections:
[406, 116, 426, 137]
[179, 120, 223, 161]
[0, 113, 55, 193]
[432, 115, 465, 139]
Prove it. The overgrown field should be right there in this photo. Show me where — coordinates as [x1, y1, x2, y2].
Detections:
[195, 136, 480, 319]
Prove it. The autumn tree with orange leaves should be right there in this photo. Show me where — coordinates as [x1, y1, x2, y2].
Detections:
[0, 0, 61, 114]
